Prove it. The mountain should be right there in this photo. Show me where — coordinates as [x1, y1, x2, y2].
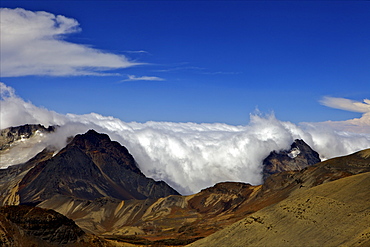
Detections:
[38, 148, 370, 246]
[1, 125, 369, 246]
[0, 124, 57, 169]
[262, 139, 321, 180]
[0, 129, 179, 206]
[0, 124, 55, 151]
[187, 170, 370, 246]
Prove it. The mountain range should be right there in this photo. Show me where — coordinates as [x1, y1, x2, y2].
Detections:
[0, 124, 369, 246]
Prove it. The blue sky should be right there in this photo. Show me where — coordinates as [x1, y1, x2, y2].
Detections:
[1, 1, 369, 125]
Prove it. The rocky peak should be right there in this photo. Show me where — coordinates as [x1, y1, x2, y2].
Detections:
[68, 129, 142, 174]
[0, 124, 55, 150]
[262, 139, 321, 181]
[15, 129, 179, 205]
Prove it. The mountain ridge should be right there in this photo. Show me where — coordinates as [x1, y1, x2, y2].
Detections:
[1, 125, 369, 246]
[187, 170, 370, 247]
[0, 129, 179, 207]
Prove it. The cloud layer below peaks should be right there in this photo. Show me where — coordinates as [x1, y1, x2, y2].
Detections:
[1, 82, 370, 194]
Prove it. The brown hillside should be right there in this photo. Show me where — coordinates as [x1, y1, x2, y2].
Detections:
[39, 148, 370, 245]
[187, 171, 370, 247]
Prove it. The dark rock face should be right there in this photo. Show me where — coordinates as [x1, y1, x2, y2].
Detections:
[70, 129, 142, 174]
[0, 205, 85, 245]
[262, 139, 321, 180]
[0, 124, 55, 150]
[17, 129, 179, 205]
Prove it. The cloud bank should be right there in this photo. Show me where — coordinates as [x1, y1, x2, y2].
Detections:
[1, 82, 370, 194]
[0, 8, 140, 77]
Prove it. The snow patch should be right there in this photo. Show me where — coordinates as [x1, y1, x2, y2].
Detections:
[287, 147, 301, 158]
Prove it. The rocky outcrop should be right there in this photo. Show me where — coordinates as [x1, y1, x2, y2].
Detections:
[262, 139, 321, 180]
[0, 124, 55, 150]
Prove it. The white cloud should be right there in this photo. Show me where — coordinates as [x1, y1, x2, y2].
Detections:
[315, 97, 370, 133]
[320, 96, 370, 113]
[1, 83, 370, 194]
[122, 75, 165, 81]
[0, 82, 67, 129]
[0, 8, 141, 77]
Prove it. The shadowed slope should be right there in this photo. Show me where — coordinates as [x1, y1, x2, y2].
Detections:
[37, 148, 370, 245]
[0, 129, 179, 206]
[0, 205, 110, 246]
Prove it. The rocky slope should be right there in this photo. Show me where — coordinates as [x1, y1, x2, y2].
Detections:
[262, 139, 321, 180]
[0, 124, 55, 151]
[1, 125, 368, 246]
[0, 124, 57, 168]
[188, 169, 370, 247]
[37, 148, 370, 245]
[0, 129, 179, 206]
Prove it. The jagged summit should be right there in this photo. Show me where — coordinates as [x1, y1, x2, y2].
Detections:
[262, 139, 321, 180]
[0, 124, 55, 150]
[0, 129, 179, 206]
[67, 129, 142, 174]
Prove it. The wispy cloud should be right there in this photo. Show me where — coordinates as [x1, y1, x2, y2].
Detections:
[320, 96, 370, 113]
[122, 75, 165, 82]
[153, 66, 205, 73]
[124, 50, 150, 54]
[0, 8, 141, 77]
[153, 65, 240, 75]
[312, 96, 370, 133]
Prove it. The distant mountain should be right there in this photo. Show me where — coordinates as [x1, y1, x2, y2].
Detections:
[262, 139, 321, 180]
[0, 129, 179, 206]
[0, 124, 55, 150]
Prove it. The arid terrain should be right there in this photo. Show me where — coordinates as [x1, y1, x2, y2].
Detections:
[0, 125, 369, 246]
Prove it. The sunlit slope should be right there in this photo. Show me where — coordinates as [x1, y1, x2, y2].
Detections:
[38, 147, 370, 243]
[188, 170, 370, 247]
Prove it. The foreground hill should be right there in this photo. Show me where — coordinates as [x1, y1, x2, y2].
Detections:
[188, 170, 370, 246]
[0, 205, 110, 246]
